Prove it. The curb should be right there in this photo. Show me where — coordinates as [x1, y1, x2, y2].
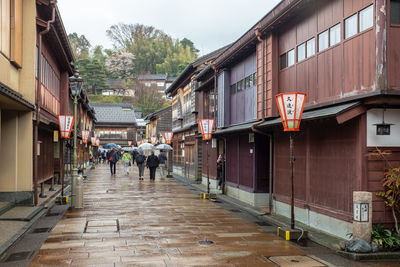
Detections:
[337, 250, 400, 261]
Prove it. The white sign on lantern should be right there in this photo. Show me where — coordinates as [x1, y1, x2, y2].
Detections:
[164, 132, 173, 145]
[58, 115, 74, 138]
[81, 130, 91, 144]
[275, 93, 306, 131]
[198, 119, 215, 141]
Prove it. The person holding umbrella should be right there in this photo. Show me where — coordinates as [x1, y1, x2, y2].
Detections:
[107, 148, 120, 176]
[146, 151, 159, 181]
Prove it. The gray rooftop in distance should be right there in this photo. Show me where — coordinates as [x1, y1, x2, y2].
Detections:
[138, 74, 168, 80]
[90, 103, 137, 124]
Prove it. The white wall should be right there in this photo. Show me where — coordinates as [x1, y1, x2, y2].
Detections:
[367, 109, 400, 147]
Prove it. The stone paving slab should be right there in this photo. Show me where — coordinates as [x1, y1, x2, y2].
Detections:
[28, 163, 400, 266]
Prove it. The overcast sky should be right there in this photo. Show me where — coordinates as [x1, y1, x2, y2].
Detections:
[57, 0, 281, 56]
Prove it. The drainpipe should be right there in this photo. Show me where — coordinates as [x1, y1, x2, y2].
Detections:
[251, 28, 274, 214]
[33, 1, 56, 205]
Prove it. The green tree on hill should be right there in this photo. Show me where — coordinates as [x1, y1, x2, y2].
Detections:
[106, 23, 198, 76]
[68, 33, 109, 95]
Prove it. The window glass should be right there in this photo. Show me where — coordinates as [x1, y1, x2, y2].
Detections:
[245, 76, 250, 88]
[345, 14, 358, 38]
[318, 30, 329, 52]
[253, 73, 257, 85]
[360, 5, 374, 32]
[249, 74, 254, 87]
[287, 49, 295, 66]
[330, 23, 341, 46]
[280, 53, 287, 70]
[297, 43, 306, 62]
[391, 0, 400, 24]
[306, 38, 315, 57]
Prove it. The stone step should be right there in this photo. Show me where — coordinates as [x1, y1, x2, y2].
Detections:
[0, 202, 14, 216]
[0, 206, 45, 221]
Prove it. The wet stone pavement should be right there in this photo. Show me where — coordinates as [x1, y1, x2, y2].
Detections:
[27, 163, 399, 267]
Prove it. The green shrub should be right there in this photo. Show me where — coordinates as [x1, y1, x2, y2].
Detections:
[372, 224, 400, 249]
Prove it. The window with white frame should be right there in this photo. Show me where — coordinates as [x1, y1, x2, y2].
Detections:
[345, 13, 358, 39]
[297, 43, 306, 62]
[318, 30, 329, 52]
[306, 38, 315, 57]
[330, 23, 341, 46]
[287, 49, 295, 66]
[359, 5, 373, 32]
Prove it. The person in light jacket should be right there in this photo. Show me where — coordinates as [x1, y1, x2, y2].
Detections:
[122, 151, 132, 176]
[146, 151, 159, 181]
[158, 150, 167, 179]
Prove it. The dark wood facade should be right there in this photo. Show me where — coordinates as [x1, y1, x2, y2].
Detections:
[211, 0, 400, 236]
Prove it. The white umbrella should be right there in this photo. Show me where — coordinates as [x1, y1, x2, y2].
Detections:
[155, 144, 173, 151]
[138, 143, 154, 151]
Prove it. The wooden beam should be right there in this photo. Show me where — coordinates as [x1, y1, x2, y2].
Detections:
[336, 105, 366, 125]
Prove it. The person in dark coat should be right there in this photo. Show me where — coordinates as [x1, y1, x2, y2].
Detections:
[107, 148, 120, 175]
[146, 151, 159, 181]
[135, 149, 146, 180]
[217, 153, 224, 190]
[131, 149, 138, 166]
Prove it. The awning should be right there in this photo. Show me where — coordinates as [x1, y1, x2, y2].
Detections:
[172, 122, 198, 134]
[214, 121, 257, 135]
[259, 101, 363, 128]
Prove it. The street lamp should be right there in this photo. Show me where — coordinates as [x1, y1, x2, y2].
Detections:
[275, 92, 306, 230]
[69, 70, 83, 208]
[198, 119, 215, 195]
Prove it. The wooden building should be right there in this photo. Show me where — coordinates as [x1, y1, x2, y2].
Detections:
[145, 106, 172, 140]
[194, 65, 221, 189]
[165, 47, 228, 181]
[35, 0, 88, 204]
[90, 103, 138, 146]
[213, 0, 400, 238]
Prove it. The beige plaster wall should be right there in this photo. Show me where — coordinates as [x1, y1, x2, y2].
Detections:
[0, 111, 32, 191]
[0, 0, 36, 102]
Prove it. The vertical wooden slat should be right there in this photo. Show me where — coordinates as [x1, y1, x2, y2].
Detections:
[1, 0, 10, 58]
[10, 0, 22, 66]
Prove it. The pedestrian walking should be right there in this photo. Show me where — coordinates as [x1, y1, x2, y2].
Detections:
[122, 151, 132, 176]
[131, 149, 138, 166]
[158, 150, 167, 179]
[135, 149, 146, 180]
[102, 151, 107, 164]
[107, 148, 120, 175]
[146, 151, 159, 181]
[217, 153, 224, 190]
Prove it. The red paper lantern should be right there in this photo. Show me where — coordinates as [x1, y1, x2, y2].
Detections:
[128, 141, 132, 146]
[163, 132, 173, 144]
[275, 93, 306, 131]
[81, 130, 90, 144]
[58, 115, 74, 138]
[198, 119, 215, 141]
